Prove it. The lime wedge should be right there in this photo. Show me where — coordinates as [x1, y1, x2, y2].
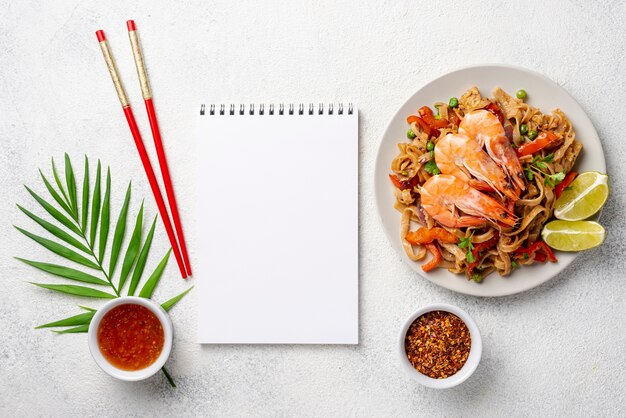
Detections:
[541, 220, 605, 251]
[554, 172, 609, 221]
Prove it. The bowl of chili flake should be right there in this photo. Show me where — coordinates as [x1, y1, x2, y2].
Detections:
[399, 303, 482, 388]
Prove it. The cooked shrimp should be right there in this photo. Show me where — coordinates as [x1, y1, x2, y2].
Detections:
[459, 110, 526, 194]
[419, 174, 517, 229]
[435, 133, 519, 201]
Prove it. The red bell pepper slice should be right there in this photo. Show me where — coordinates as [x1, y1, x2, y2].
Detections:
[516, 132, 559, 157]
[406, 227, 459, 245]
[534, 252, 547, 263]
[418, 106, 449, 129]
[407, 115, 432, 138]
[422, 243, 442, 272]
[484, 102, 505, 125]
[555, 171, 577, 198]
[466, 233, 500, 278]
[389, 174, 419, 190]
[448, 110, 461, 127]
[513, 241, 557, 263]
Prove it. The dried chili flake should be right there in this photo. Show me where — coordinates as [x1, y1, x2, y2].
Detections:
[404, 310, 471, 379]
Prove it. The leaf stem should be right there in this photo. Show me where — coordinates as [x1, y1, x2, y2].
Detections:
[161, 367, 176, 388]
[77, 223, 120, 297]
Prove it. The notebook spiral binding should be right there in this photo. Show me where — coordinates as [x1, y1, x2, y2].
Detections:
[200, 103, 353, 116]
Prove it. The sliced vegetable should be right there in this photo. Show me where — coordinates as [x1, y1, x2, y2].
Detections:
[512, 241, 557, 263]
[466, 233, 499, 279]
[484, 102, 505, 125]
[516, 131, 559, 157]
[421, 243, 442, 272]
[405, 227, 458, 245]
[407, 115, 432, 138]
[448, 110, 461, 126]
[555, 171, 577, 199]
[419, 106, 448, 129]
[534, 252, 547, 263]
[389, 174, 419, 190]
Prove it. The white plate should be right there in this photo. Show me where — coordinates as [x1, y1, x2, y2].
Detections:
[374, 64, 606, 297]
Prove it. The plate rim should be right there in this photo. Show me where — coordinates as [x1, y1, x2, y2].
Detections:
[374, 63, 606, 297]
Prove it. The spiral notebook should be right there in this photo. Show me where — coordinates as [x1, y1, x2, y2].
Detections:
[196, 103, 358, 344]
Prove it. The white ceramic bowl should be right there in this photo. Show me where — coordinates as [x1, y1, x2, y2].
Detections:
[88, 296, 173, 381]
[399, 303, 482, 389]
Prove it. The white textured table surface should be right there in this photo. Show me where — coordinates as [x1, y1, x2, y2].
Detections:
[1, 1, 625, 416]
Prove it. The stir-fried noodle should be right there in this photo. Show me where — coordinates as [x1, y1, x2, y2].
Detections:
[390, 87, 581, 281]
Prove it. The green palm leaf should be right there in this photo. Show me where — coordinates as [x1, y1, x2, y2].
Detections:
[18, 155, 191, 388]
[30, 283, 115, 299]
[51, 157, 71, 209]
[25, 186, 82, 236]
[99, 167, 111, 262]
[36, 311, 94, 329]
[16, 205, 90, 253]
[139, 249, 171, 299]
[14, 226, 99, 269]
[90, 161, 101, 248]
[162, 286, 193, 311]
[118, 202, 143, 292]
[81, 156, 89, 232]
[53, 325, 90, 334]
[128, 215, 157, 296]
[108, 182, 131, 276]
[64, 154, 78, 219]
[17, 258, 108, 285]
[39, 170, 73, 215]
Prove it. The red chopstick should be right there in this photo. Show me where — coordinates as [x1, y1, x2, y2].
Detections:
[126, 20, 192, 276]
[96, 29, 188, 279]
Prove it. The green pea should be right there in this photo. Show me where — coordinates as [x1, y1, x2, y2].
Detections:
[520, 124, 529, 135]
[407, 129, 416, 139]
[516, 89, 527, 100]
[528, 130, 538, 140]
[449, 97, 459, 108]
[426, 141, 435, 151]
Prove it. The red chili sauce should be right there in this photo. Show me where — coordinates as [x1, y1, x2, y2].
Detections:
[97, 304, 164, 371]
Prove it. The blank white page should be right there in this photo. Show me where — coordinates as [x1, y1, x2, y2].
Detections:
[196, 106, 358, 344]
